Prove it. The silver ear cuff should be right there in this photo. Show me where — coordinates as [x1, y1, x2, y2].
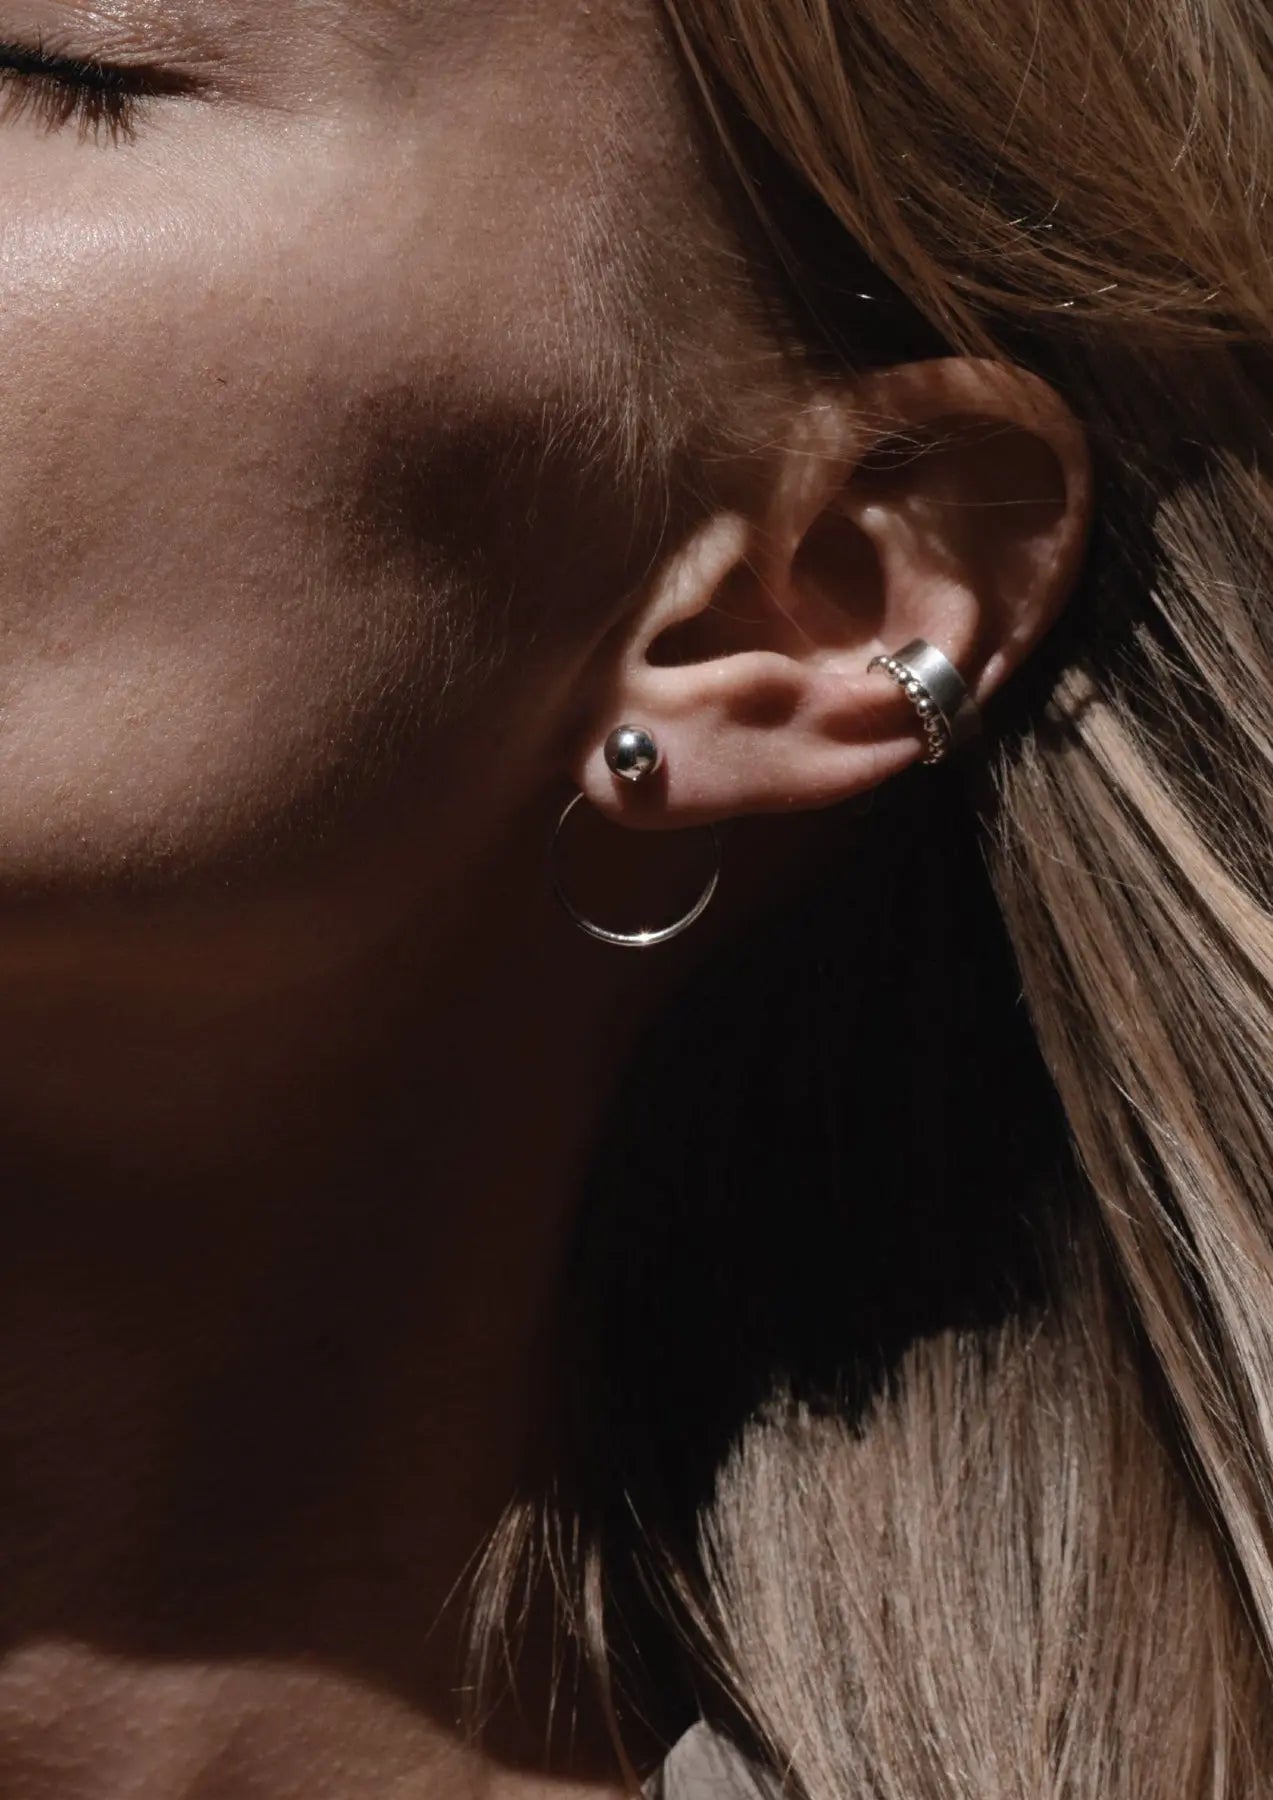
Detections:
[866, 638, 981, 764]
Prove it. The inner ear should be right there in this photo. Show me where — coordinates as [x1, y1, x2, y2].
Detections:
[850, 412, 1071, 645]
[644, 409, 1069, 675]
[644, 560, 771, 666]
[646, 515, 884, 668]
[787, 504, 887, 650]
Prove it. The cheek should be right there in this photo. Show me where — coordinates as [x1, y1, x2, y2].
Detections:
[0, 99, 672, 894]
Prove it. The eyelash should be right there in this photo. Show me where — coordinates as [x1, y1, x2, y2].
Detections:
[0, 37, 147, 142]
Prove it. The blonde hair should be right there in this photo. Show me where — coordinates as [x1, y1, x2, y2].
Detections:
[473, 2, 1273, 1792]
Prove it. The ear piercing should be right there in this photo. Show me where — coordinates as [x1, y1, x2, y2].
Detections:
[552, 641, 980, 947]
[604, 724, 663, 782]
[550, 724, 723, 950]
[867, 638, 981, 765]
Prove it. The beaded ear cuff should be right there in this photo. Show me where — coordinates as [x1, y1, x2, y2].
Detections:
[866, 638, 981, 764]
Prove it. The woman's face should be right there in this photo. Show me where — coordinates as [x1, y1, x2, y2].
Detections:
[0, 0, 745, 919]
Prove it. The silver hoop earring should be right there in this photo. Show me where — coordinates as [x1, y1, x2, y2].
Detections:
[551, 725, 723, 949]
[867, 638, 982, 765]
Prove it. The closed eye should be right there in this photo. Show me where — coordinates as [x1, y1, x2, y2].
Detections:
[0, 36, 180, 143]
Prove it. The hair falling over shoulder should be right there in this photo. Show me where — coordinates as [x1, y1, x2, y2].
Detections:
[472, 2, 1273, 1792]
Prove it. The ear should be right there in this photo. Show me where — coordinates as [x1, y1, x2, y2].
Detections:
[569, 357, 1092, 826]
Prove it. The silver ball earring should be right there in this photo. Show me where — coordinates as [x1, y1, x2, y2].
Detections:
[604, 723, 663, 783]
[550, 725, 723, 949]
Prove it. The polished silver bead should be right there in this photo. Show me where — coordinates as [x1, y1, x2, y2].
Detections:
[604, 724, 662, 783]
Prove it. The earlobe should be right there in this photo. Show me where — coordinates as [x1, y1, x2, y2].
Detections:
[570, 356, 1092, 827]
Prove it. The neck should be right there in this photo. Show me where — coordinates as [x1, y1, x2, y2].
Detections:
[0, 788, 701, 1797]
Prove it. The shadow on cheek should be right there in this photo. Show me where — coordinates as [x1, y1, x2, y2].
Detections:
[320, 380, 686, 680]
